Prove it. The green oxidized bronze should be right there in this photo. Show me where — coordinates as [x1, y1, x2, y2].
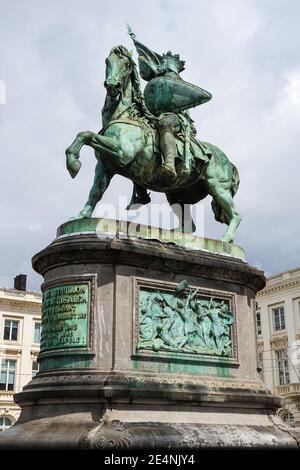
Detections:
[138, 280, 235, 356]
[41, 283, 89, 351]
[66, 27, 241, 243]
[127, 25, 212, 116]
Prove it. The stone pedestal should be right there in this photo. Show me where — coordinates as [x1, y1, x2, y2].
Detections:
[0, 219, 299, 449]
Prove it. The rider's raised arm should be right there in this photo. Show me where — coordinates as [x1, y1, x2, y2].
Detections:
[127, 25, 162, 81]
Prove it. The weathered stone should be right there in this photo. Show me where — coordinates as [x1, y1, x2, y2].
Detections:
[0, 221, 298, 449]
[57, 218, 246, 260]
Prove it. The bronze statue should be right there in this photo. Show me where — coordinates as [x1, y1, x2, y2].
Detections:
[66, 28, 241, 242]
[128, 25, 212, 181]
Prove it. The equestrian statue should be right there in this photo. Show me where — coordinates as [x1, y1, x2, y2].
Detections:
[65, 26, 241, 243]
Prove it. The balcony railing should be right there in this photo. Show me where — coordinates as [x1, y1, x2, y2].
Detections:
[0, 391, 15, 403]
[276, 383, 300, 396]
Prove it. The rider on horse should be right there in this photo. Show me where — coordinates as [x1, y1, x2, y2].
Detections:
[128, 27, 212, 182]
[65, 33, 241, 242]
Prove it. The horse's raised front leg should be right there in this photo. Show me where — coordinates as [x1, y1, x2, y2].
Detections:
[65, 132, 87, 178]
[205, 156, 241, 244]
[66, 131, 122, 219]
[66, 131, 121, 178]
[74, 159, 113, 219]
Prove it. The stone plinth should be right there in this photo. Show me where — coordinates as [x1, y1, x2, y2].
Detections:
[0, 219, 299, 449]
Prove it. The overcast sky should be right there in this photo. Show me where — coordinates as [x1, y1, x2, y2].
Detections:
[1, 0, 300, 291]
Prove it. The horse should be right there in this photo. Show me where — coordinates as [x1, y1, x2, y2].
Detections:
[65, 45, 241, 243]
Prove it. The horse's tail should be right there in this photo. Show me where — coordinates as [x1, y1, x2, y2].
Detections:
[211, 157, 240, 225]
[231, 163, 240, 196]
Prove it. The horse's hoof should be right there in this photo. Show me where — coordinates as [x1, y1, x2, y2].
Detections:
[126, 193, 151, 210]
[170, 223, 196, 235]
[66, 155, 82, 179]
[68, 215, 85, 221]
[170, 227, 182, 234]
[220, 236, 234, 244]
[69, 210, 92, 220]
[126, 203, 143, 211]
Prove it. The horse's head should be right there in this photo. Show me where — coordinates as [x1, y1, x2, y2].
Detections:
[104, 46, 132, 97]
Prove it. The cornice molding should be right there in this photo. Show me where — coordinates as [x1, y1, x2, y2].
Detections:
[257, 279, 300, 298]
[0, 347, 22, 356]
[0, 392, 14, 402]
[269, 335, 288, 348]
[0, 298, 41, 309]
[32, 234, 266, 293]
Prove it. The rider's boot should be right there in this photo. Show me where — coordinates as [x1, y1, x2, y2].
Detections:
[160, 130, 177, 181]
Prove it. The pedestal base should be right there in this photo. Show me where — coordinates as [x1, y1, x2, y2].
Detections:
[0, 220, 299, 449]
[0, 371, 299, 449]
[1, 404, 299, 449]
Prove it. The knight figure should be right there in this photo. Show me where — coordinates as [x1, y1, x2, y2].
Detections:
[65, 27, 241, 243]
[126, 25, 212, 207]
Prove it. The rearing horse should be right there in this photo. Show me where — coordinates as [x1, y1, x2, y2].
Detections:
[66, 46, 241, 243]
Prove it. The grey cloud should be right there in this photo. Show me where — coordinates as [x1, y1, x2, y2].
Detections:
[0, 0, 299, 290]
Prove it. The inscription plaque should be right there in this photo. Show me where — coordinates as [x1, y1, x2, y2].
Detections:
[41, 283, 89, 351]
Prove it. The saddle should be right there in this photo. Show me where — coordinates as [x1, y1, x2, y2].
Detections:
[101, 109, 214, 175]
[150, 112, 213, 173]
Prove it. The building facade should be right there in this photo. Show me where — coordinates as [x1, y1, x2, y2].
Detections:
[0, 283, 41, 431]
[256, 267, 300, 427]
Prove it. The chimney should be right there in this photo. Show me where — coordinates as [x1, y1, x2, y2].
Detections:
[14, 274, 27, 291]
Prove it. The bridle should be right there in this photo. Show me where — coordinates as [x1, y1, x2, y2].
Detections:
[104, 49, 133, 100]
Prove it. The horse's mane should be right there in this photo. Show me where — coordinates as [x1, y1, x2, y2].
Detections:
[110, 46, 152, 119]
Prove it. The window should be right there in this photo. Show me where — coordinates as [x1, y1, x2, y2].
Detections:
[256, 313, 262, 335]
[32, 361, 39, 378]
[0, 359, 16, 391]
[276, 349, 290, 385]
[0, 417, 12, 432]
[283, 412, 295, 427]
[34, 322, 41, 344]
[272, 307, 285, 331]
[3, 320, 19, 341]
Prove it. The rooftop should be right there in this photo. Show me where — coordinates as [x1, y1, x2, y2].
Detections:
[266, 267, 300, 286]
[257, 267, 300, 298]
[0, 287, 42, 303]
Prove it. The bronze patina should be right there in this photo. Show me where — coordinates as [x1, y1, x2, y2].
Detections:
[66, 28, 241, 243]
